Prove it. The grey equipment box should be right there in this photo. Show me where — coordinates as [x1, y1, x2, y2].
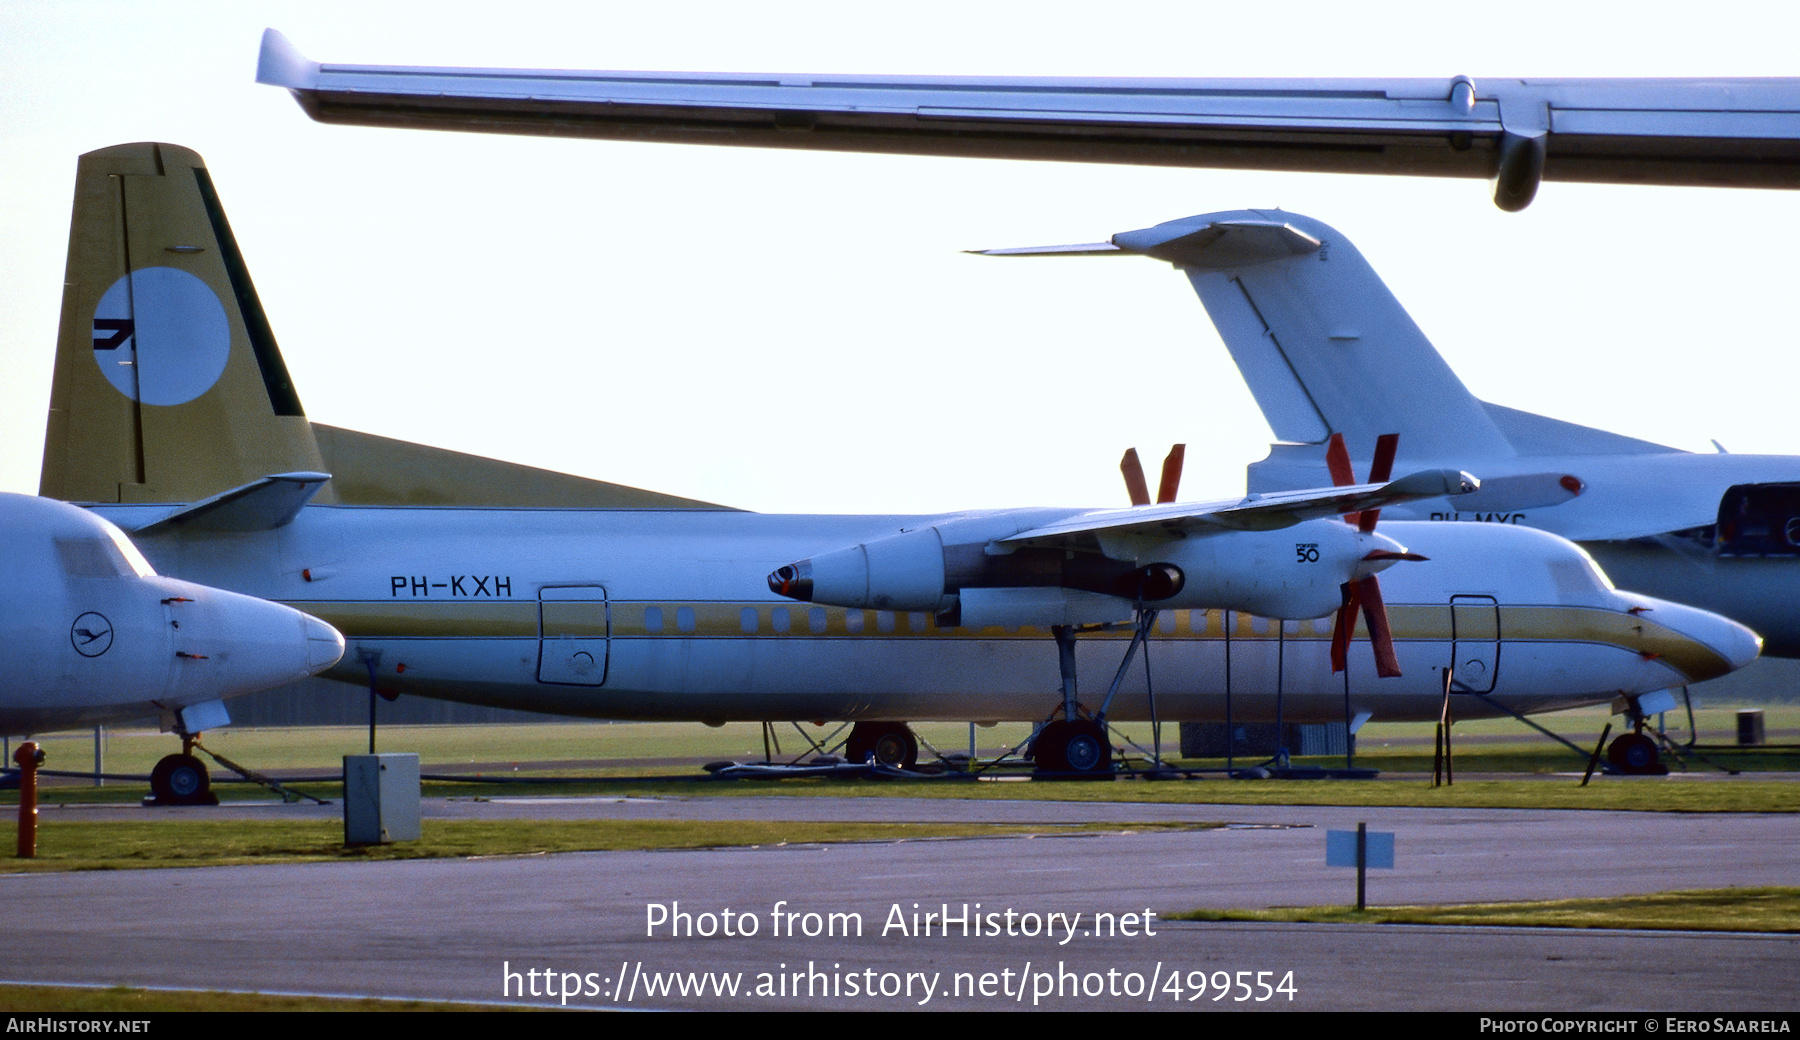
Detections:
[343, 753, 422, 844]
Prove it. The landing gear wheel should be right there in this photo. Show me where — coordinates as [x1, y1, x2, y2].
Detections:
[150, 753, 214, 805]
[845, 723, 918, 769]
[1063, 721, 1109, 773]
[1032, 720, 1111, 776]
[1607, 732, 1664, 775]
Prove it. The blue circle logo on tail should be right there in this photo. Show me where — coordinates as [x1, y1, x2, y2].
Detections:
[92, 267, 230, 405]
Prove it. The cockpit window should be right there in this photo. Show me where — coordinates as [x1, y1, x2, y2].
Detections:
[106, 523, 157, 577]
[1546, 546, 1614, 602]
[55, 524, 156, 579]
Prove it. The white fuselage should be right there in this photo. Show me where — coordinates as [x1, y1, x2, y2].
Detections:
[94, 504, 1757, 726]
[1, 495, 344, 735]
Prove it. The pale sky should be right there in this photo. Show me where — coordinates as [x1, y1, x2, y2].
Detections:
[4, 1, 1798, 515]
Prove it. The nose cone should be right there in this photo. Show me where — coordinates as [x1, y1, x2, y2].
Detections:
[160, 580, 348, 700]
[1697, 610, 1764, 679]
[1626, 595, 1762, 683]
[304, 611, 348, 673]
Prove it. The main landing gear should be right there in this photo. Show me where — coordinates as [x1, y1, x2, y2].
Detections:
[1032, 719, 1109, 773]
[1027, 614, 1165, 778]
[844, 722, 919, 769]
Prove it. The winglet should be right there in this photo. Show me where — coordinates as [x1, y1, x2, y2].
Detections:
[256, 29, 319, 88]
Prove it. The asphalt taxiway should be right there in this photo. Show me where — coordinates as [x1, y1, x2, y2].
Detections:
[7, 793, 1798, 1010]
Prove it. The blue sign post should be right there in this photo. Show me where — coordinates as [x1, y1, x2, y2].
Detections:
[1326, 823, 1394, 911]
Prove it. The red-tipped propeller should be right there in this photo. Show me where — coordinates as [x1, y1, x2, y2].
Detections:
[1325, 432, 1421, 678]
[1120, 444, 1185, 506]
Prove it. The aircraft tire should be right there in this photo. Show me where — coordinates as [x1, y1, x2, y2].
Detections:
[1033, 720, 1110, 776]
[1606, 733, 1662, 774]
[1061, 720, 1110, 774]
[150, 753, 211, 804]
[846, 723, 918, 769]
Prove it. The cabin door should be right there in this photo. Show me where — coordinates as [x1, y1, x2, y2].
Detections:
[538, 585, 610, 686]
[1449, 595, 1499, 694]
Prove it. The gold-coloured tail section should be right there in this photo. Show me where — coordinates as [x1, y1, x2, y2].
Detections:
[41, 143, 331, 505]
[43, 142, 731, 511]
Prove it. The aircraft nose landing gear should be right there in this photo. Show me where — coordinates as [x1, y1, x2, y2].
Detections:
[149, 752, 213, 804]
[1607, 731, 1667, 775]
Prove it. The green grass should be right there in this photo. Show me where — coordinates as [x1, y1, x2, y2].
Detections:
[15, 771, 1797, 812]
[13, 707, 1793, 782]
[0, 818, 1210, 872]
[1171, 887, 1800, 933]
[7, 707, 1794, 815]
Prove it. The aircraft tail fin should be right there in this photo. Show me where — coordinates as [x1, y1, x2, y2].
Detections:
[41, 143, 332, 505]
[984, 208, 1681, 480]
[1121, 209, 1519, 462]
[43, 143, 736, 512]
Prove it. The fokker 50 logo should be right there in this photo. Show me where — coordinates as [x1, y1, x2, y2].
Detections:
[71, 611, 114, 657]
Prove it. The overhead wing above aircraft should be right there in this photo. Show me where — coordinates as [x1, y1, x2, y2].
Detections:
[256, 29, 1800, 211]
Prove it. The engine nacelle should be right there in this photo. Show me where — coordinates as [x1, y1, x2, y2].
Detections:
[770, 511, 1414, 621]
[769, 509, 1084, 611]
[1123, 519, 1409, 619]
[771, 526, 953, 612]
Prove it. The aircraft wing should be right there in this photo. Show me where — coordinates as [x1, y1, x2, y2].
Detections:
[257, 29, 1800, 210]
[1001, 468, 1476, 548]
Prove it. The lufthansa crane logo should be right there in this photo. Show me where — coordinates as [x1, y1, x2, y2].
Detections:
[71, 612, 114, 657]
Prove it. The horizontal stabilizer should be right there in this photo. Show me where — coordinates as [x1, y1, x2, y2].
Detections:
[968, 242, 1120, 257]
[974, 219, 1320, 269]
[1110, 217, 1322, 269]
[132, 472, 330, 535]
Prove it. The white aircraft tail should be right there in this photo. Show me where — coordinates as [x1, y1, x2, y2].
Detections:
[979, 209, 1675, 488]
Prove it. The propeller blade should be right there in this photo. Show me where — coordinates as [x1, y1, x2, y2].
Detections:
[1330, 580, 1360, 673]
[1359, 433, 1401, 532]
[1156, 444, 1186, 504]
[1358, 575, 1404, 678]
[1367, 433, 1399, 484]
[1324, 432, 1356, 488]
[1120, 448, 1151, 507]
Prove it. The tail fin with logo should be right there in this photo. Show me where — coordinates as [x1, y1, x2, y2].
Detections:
[42, 143, 727, 511]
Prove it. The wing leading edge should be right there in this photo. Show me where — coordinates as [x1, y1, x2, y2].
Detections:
[257, 29, 1800, 210]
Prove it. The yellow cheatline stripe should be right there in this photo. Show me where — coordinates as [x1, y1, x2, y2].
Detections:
[283, 599, 1727, 677]
[286, 601, 537, 639]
